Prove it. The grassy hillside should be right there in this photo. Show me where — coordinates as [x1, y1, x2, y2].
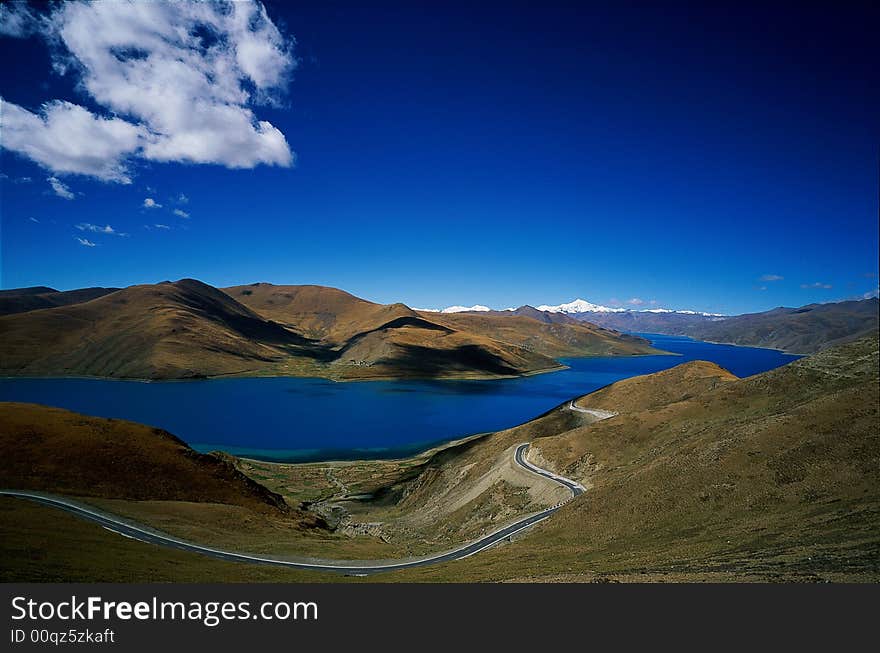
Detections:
[0, 403, 296, 515]
[394, 333, 880, 581]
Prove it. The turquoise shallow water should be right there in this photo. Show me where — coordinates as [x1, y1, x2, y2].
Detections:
[0, 334, 799, 462]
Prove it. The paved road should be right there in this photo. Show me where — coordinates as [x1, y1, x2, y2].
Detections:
[568, 400, 618, 420]
[0, 443, 582, 575]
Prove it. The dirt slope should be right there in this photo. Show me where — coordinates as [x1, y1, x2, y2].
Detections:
[0, 403, 295, 515]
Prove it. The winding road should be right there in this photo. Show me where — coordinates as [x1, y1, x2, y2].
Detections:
[568, 400, 618, 420]
[0, 443, 584, 576]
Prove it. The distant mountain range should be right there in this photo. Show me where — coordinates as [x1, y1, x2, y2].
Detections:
[424, 296, 878, 355]
[419, 297, 725, 316]
[2, 282, 874, 381]
[0, 280, 661, 381]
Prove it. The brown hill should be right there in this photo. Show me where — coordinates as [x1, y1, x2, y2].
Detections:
[570, 359, 738, 412]
[0, 286, 119, 316]
[0, 403, 293, 515]
[0, 279, 326, 379]
[427, 311, 661, 358]
[223, 283, 418, 344]
[222, 283, 573, 379]
[224, 282, 661, 379]
[0, 286, 57, 297]
[0, 279, 661, 381]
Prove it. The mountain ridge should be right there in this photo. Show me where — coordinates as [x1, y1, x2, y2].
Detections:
[0, 279, 661, 381]
[429, 296, 878, 354]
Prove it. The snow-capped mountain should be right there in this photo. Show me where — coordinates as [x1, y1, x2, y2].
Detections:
[535, 298, 626, 314]
[418, 298, 725, 317]
[414, 305, 492, 314]
[441, 304, 491, 314]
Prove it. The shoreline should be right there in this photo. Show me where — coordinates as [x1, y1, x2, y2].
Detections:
[233, 430, 494, 467]
[0, 348, 681, 385]
[0, 360, 576, 384]
[632, 332, 807, 356]
[0, 337, 802, 467]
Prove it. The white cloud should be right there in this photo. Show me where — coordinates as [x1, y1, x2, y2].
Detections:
[760, 274, 784, 282]
[143, 197, 161, 209]
[29, 217, 40, 223]
[627, 297, 644, 305]
[76, 223, 127, 237]
[173, 208, 190, 218]
[801, 282, 832, 289]
[75, 237, 96, 247]
[1, 1, 295, 181]
[153, 223, 170, 230]
[47, 176, 75, 199]
[4, 102, 144, 183]
[177, 193, 189, 204]
[0, 2, 39, 37]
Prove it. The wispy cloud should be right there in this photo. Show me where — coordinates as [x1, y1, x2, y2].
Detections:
[47, 176, 74, 199]
[177, 193, 189, 204]
[153, 223, 171, 230]
[172, 208, 190, 218]
[28, 217, 40, 223]
[75, 237, 96, 247]
[143, 198, 162, 209]
[0, 1, 295, 182]
[76, 223, 115, 234]
[759, 274, 784, 282]
[76, 223, 128, 237]
[2, 173, 33, 184]
[0, 3, 40, 38]
[627, 297, 644, 306]
[801, 282, 833, 289]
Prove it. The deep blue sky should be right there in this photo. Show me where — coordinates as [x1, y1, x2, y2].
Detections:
[1, 1, 878, 314]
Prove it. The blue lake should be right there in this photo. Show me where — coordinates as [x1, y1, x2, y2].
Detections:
[0, 334, 800, 462]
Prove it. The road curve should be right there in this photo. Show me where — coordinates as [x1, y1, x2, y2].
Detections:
[568, 400, 618, 420]
[0, 443, 582, 576]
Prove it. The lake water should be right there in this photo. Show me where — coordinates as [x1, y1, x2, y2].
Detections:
[0, 334, 800, 462]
